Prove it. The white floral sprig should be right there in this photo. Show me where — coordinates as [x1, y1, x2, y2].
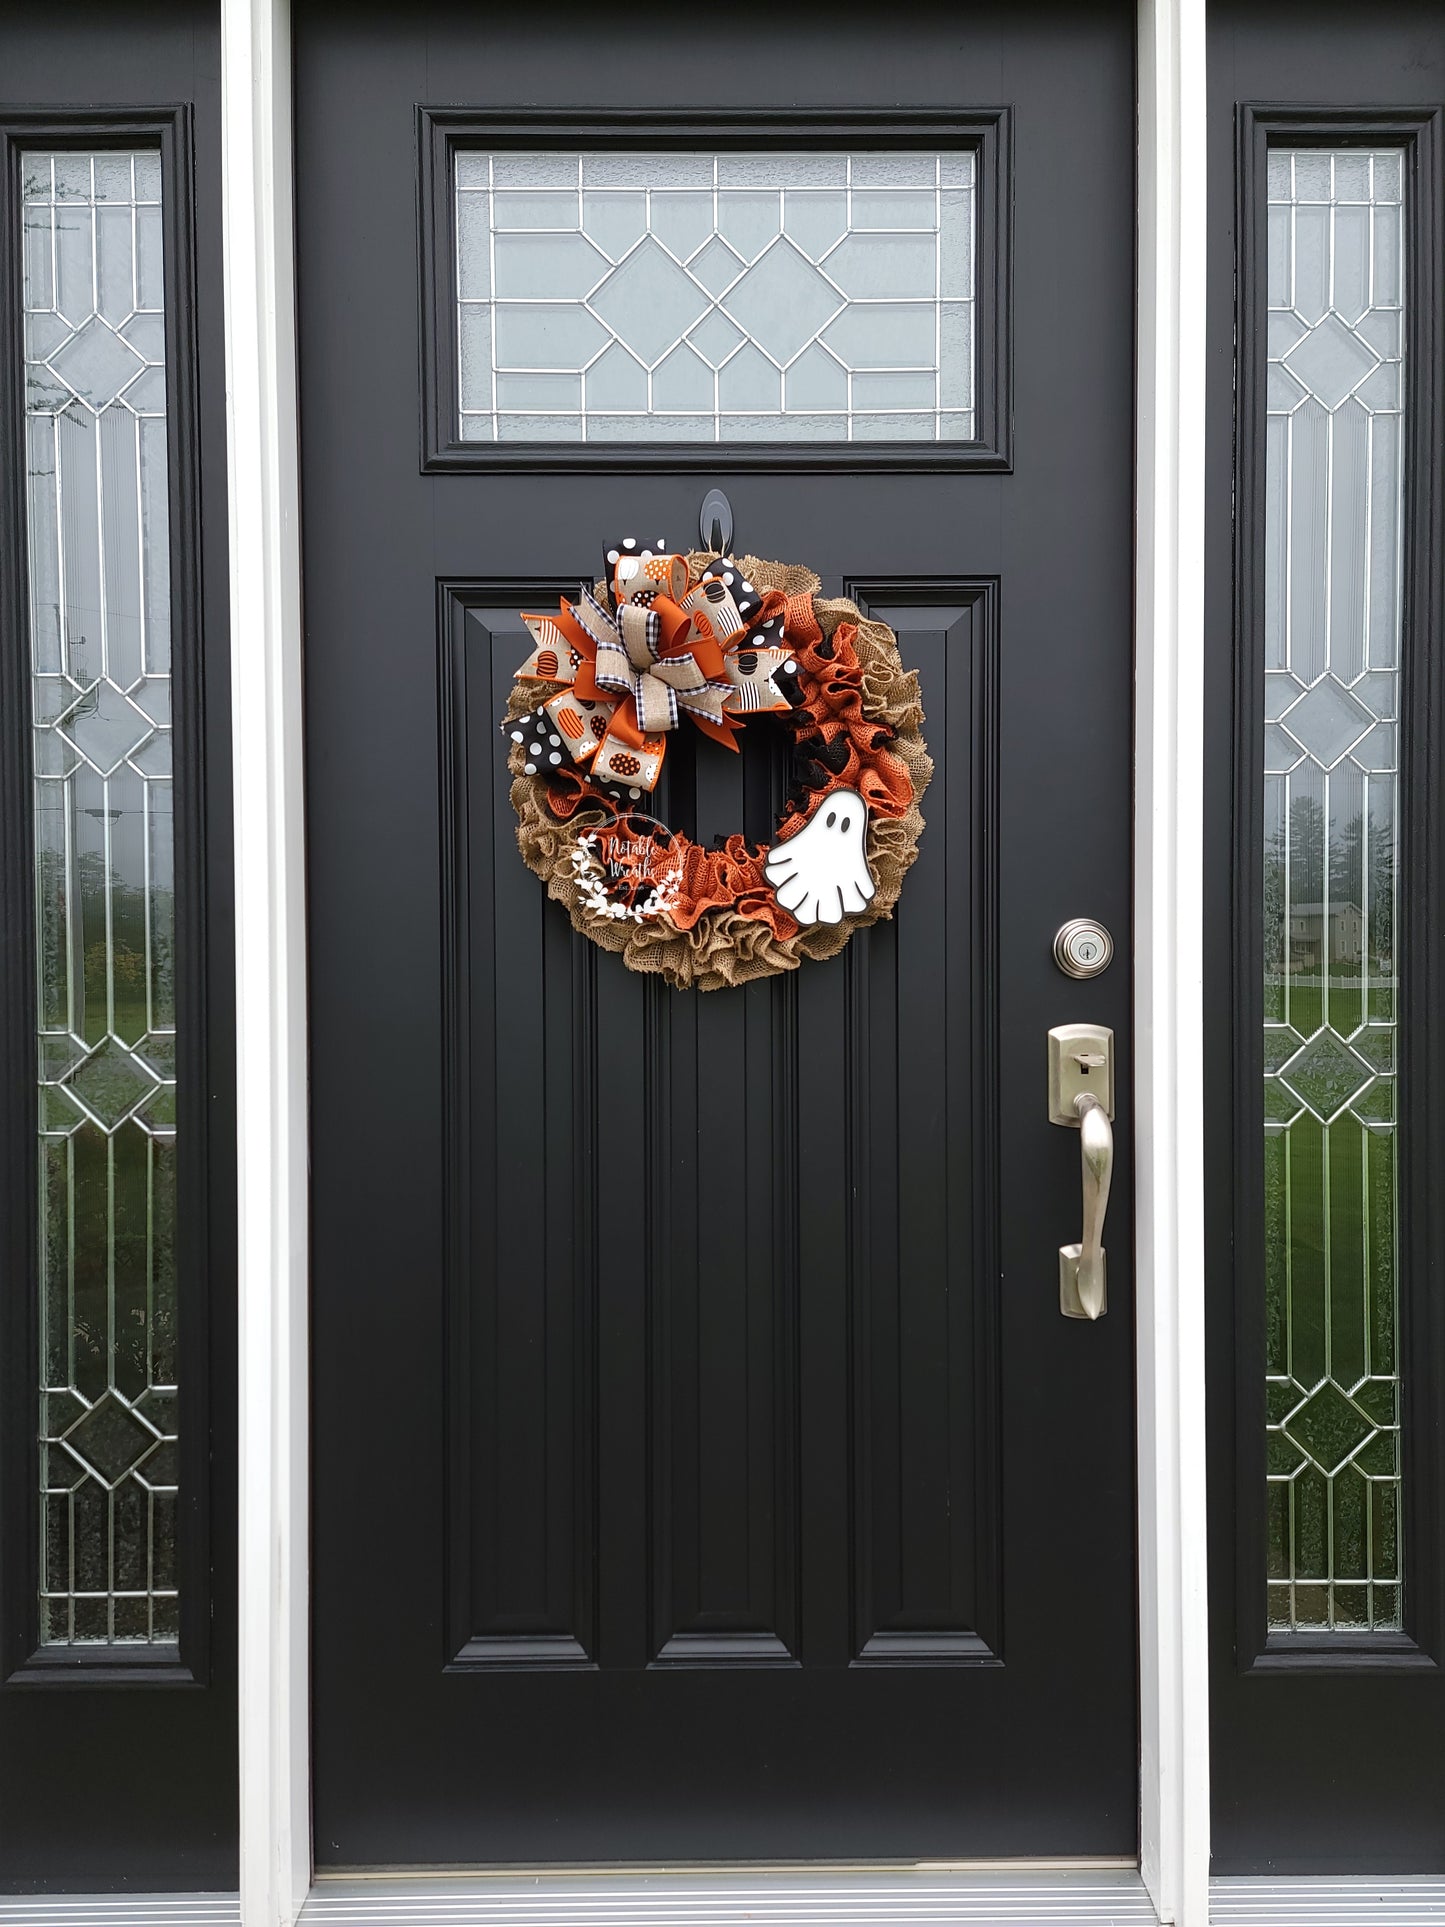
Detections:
[568, 832, 681, 925]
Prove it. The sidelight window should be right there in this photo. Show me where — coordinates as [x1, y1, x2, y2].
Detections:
[20, 149, 181, 1646]
[1260, 147, 1405, 1634]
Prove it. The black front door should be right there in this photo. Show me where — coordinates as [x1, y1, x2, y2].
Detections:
[298, 0, 1138, 1866]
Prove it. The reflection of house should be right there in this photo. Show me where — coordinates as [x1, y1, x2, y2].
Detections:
[1288, 901, 1363, 970]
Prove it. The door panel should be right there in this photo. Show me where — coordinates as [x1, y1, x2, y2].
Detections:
[299, 0, 1137, 1865]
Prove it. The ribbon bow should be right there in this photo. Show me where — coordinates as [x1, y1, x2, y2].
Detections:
[513, 539, 798, 792]
[578, 584, 733, 738]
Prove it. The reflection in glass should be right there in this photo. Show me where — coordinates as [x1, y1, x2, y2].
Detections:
[22, 151, 179, 1644]
[455, 151, 976, 443]
[1262, 149, 1404, 1633]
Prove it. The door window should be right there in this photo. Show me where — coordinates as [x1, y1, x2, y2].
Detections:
[454, 150, 976, 444]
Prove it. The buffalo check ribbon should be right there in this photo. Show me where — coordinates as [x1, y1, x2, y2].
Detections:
[515, 541, 799, 793]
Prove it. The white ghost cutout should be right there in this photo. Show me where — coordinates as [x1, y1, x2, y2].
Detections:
[764, 788, 876, 926]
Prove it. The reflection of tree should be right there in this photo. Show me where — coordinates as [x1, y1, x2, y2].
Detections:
[1331, 808, 1394, 965]
[1264, 795, 1395, 972]
[34, 843, 172, 1036]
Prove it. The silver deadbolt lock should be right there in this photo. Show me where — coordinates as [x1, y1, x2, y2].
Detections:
[1054, 917, 1114, 979]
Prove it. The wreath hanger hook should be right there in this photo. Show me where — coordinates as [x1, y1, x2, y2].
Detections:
[699, 487, 734, 557]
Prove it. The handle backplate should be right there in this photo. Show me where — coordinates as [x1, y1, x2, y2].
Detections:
[1048, 1025, 1116, 1321]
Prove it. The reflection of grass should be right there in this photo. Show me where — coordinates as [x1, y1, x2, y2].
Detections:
[37, 847, 173, 1047]
[1269, 970, 1396, 1040]
[106, 987, 152, 1048]
[1266, 1111, 1396, 1389]
[1263, 794, 1401, 1616]
[1265, 1101, 1400, 1601]
[84, 940, 168, 1046]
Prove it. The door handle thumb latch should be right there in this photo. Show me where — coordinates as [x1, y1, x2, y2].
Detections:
[1047, 1024, 1115, 1320]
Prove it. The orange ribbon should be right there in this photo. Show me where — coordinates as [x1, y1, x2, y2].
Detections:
[516, 559, 796, 792]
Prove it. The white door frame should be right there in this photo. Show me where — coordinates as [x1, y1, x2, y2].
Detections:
[220, 2, 1211, 1920]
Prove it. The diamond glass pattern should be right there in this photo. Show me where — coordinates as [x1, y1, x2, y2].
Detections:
[722, 241, 844, 364]
[1284, 1383, 1375, 1477]
[63, 1035, 160, 1131]
[1278, 1030, 1373, 1121]
[1278, 676, 1374, 769]
[56, 679, 158, 777]
[51, 316, 147, 409]
[455, 151, 976, 443]
[1263, 150, 1404, 1634]
[1282, 312, 1381, 411]
[63, 1392, 160, 1487]
[22, 151, 179, 1647]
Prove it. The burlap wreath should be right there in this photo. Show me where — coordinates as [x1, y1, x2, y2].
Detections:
[505, 552, 932, 992]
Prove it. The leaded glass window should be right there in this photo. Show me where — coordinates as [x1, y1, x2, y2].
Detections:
[22, 149, 179, 1645]
[1262, 147, 1404, 1633]
[454, 151, 976, 443]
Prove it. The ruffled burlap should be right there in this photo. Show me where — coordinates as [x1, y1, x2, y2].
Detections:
[506, 554, 932, 991]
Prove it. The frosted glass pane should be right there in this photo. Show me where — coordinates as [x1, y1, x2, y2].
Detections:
[716, 343, 780, 412]
[853, 370, 936, 410]
[651, 191, 713, 259]
[852, 153, 936, 186]
[21, 149, 180, 1647]
[456, 191, 491, 300]
[495, 372, 580, 410]
[851, 189, 937, 229]
[653, 344, 713, 411]
[581, 191, 646, 260]
[584, 343, 647, 410]
[1262, 147, 1405, 1636]
[687, 311, 745, 366]
[454, 149, 976, 443]
[492, 233, 608, 299]
[786, 344, 848, 411]
[825, 234, 937, 299]
[493, 190, 578, 230]
[822, 303, 936, 367]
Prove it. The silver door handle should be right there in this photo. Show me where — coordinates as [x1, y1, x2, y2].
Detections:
[1061, 1092, 1112, 1320]
[1047, 1023, 1115, 1320]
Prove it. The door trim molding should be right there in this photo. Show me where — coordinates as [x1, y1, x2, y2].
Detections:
[416, 107, 1013, 474]
[220, 0, 310, 1922]
[223, 0, 1210, 1921]
[1134, 1, 1210, 1924]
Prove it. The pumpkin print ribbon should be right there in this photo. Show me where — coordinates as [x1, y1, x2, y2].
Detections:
[514, 539, 797, 792]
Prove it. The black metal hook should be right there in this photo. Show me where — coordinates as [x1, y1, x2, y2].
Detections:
[698, 487, 733, 557]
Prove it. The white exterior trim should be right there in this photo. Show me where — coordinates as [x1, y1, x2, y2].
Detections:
[221, 1, 311, 1923]
[1133, 1, 1211, 1924]
[218, 2, 1208, 1923]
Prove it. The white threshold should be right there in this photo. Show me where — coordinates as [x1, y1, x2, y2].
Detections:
[10, 1873, 1445, 1927]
